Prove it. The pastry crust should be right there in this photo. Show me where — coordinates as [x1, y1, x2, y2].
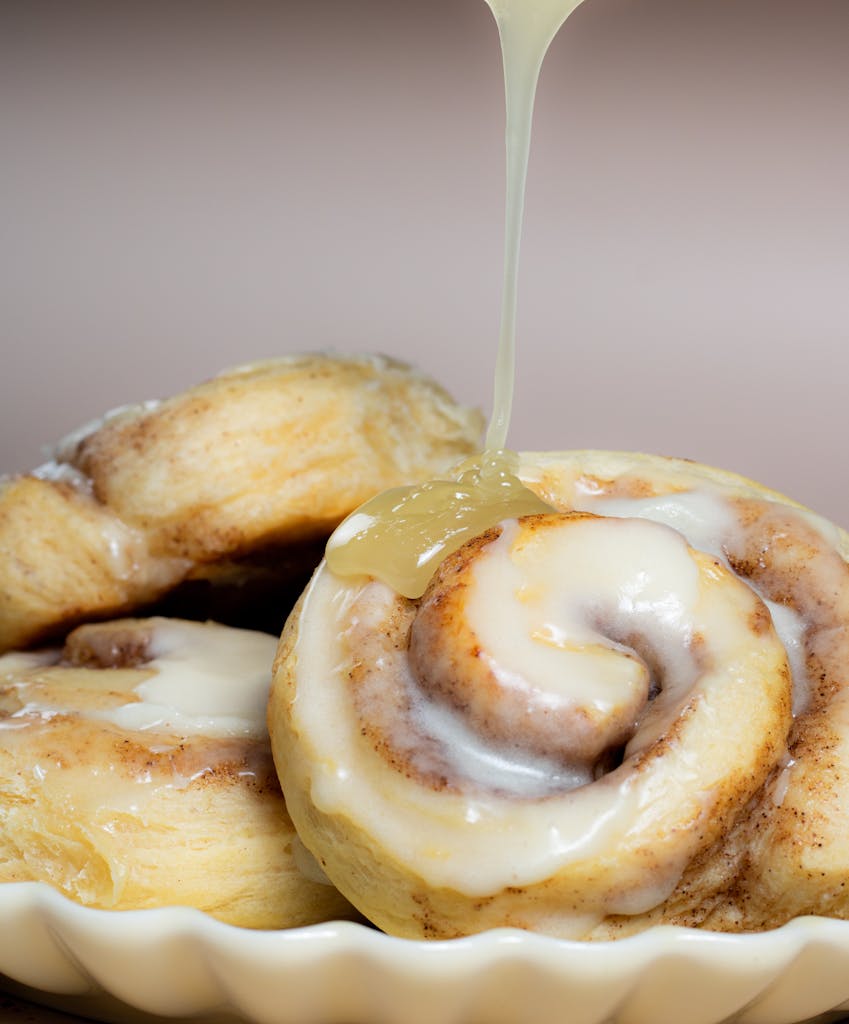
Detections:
[268, 450, 849, 939]
[0, 617, 359, 928]
[0, 354, 484, 652]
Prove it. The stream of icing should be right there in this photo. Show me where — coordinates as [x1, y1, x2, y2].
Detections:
[484, 0, 588, 450]
[327, 0, 588, 588]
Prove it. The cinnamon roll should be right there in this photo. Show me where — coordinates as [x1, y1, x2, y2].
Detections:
[0, 354, 484, 653]
[268, 450, 849, 939]
[0, 617, 358, 928]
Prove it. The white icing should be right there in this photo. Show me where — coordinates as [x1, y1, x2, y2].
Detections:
[412, 693, 593, 795]
[96, 621, 278, 738]
[572, 488, 811, 714]
[769, 756, 797, 808]
[291, 543, 786, 904]
[468, 518, 700, 728]
[30, 460, 92, 491]
[2, 622, 278, 740]
[765, 600, 808, 715]
[577, 491, 737, 562]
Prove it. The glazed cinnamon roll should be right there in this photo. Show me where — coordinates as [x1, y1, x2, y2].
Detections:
[0, 617, 358, 928]
[268, 450, 849, 939]
[0, 353, 484, 653]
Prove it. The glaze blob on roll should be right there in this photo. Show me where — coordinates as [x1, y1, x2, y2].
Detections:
[268, 451, 849, 939]
[0, 617, 358, 928]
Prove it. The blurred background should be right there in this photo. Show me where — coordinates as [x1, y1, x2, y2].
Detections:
[1, 0, 847, 523]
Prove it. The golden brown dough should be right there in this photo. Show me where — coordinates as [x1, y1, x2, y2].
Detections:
[0, 354, 484, 652]
[0, 616, 359, 928]
[269, 449, 849, 939]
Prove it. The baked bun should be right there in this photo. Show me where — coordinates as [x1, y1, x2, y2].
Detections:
[268, 450, 849, 939]
[0, 616, 359, 928]
[0, 354, 484, 652]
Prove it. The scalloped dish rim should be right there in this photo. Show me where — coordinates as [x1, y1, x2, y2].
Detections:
[2, 882, 849, 1024]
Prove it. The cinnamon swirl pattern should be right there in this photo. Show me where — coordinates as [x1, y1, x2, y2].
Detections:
[268, 450, 849, 939]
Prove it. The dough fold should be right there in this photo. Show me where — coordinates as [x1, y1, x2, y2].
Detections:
[0, 354, 484, 652]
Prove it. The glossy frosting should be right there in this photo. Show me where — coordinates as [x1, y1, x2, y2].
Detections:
[0, 619, 278, 739]
[271, 451, 849, 938]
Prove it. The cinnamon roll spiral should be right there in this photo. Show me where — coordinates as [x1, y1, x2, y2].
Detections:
[0, 617, 359, 928]
[269, 451, 849, 939]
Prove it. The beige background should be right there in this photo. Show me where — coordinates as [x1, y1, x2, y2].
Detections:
[1, 0, 847, 524]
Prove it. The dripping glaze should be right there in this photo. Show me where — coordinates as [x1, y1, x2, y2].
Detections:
[280, 451, 849, 935]
[317, 0, 822, 821]
[326, 0, 593, 587]
[267, 0, 849, 942]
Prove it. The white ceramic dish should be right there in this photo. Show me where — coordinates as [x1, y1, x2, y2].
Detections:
[2, 883, 849, 1024]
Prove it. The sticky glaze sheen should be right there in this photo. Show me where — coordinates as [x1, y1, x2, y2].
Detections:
[285, 504, 791, 909]
[271, 451, 849, 939]
[483, 0, 589, 449]
[0, 620, 278, 739]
